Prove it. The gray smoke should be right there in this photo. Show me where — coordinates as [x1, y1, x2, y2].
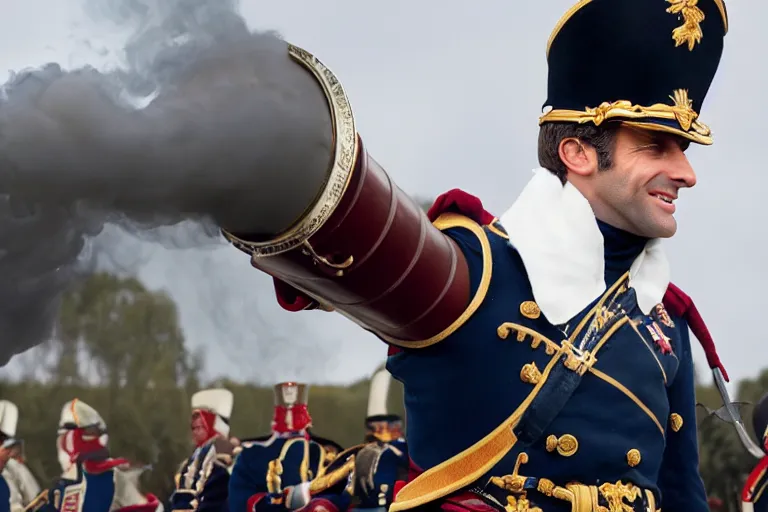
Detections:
[0, 0, 334, 365]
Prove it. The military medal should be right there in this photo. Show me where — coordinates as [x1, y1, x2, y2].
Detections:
[645, 321, 673, 355]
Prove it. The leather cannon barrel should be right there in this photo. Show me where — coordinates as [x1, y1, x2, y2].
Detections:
[222, 44, 470, 347]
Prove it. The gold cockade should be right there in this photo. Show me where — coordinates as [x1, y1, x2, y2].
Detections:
[666, 0, 705, 51]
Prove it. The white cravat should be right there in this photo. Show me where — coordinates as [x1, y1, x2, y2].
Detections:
[498, 168, 670, 325]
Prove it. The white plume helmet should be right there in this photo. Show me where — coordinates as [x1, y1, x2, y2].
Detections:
[58, 399, 106, 432]
[56, 399, 108, 474]
[0, 400, 19, 438]
[191, 388, 234, 438]
[367, 369, 392, 418]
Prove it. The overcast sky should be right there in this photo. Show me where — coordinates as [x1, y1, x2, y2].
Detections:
[0, 0, 764, 391]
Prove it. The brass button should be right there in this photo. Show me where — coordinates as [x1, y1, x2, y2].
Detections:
[557, 434, 578, 456]
[545, 434, 578, 457]
[546, 435, 558, 452]
[520, 363, 542, 384]
[626, 449, 641, 467]
[670, 413, 683, 432]
[520, 301, 541, 319]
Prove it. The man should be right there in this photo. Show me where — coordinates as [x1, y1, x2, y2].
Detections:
[350, 369, 408, 512]
[0, 401, 20, 512]
[170, 388, 236, 512]
[742, 393, 768, 511]
[228, 382, 347, 512]
[28, 398, 161, 512]
[221, 1, 730, 511]
[0, 400, 41, 512]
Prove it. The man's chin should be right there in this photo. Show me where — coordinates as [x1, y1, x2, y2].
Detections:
[648, 218, 678, 239]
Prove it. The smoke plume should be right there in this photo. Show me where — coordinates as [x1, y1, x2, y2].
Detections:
[0, 0, 334, 365]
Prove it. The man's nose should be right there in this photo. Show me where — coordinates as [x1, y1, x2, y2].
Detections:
[668, 145, 697, 188]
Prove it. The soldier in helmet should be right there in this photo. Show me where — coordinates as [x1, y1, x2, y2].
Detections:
[0, 403, 20, 512]
[348, 369, 408, 512]
[0, 400, 41, 512]
[219, 0, 733, 510]
[228, 382, 348, 512]
[27, 399, 161, 512]
[742, 393, 768, 511]
[170, 388, 236, 512]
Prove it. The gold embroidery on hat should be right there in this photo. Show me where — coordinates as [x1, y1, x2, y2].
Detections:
[538, 88, 712, 145]
[667, 0, 705, 51]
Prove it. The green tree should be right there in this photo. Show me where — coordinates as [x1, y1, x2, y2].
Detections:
[3, 273, 203, 498]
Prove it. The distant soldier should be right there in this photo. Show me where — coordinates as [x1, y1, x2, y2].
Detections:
[348, 369, 409, 512]
[0, 400, 40, 511]
[228, 382, 347, 512]
[170, 388, 236, 512]
[742, 393, 768, 511]
[26, 398, 161, 512]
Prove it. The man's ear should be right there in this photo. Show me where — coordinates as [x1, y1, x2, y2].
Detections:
[558, 137, 598, 177]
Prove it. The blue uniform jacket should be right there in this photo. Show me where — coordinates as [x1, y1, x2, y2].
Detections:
[36, 464, 119, 512]
[387, 214, 708, 512]
[229, 433, 349, 512]
[0, 473, 10, 512]
[171, 437, 232, 512]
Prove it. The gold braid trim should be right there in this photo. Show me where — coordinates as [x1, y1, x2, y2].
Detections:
[539, 89, 712, 145]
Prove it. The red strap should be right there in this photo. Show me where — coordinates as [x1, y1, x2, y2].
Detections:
[82, 458, 129, 474]
[662, 282, 728, 381]
[742, 456, 768, 501]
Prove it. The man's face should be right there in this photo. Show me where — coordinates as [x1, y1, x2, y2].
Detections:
[281, 385, 299, 405]
[0, 446, 11, 471]
[191, 413, 209, 445]
[576, 125, 697, 238]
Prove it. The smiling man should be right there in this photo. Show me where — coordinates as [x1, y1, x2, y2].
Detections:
[221, 1, 730, 511]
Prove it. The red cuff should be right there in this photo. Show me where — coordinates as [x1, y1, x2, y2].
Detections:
[297, 498, 339, 512]
[273, 279, 319, 312]
[427, 189, 495, 225]
[114, 494, 159, 512]
[247, 492, 269, 512]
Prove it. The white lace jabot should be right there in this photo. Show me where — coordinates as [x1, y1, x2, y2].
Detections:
[498, 168, 670, 325]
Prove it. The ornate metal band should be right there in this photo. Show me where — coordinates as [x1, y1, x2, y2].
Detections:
[538, 89, 713, 145]
[221, 43, 358, 257]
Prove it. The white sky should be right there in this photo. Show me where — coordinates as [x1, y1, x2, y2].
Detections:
[0, 0, 764, 393]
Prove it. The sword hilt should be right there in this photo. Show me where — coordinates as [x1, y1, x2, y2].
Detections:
[712, 367, 765, 459]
